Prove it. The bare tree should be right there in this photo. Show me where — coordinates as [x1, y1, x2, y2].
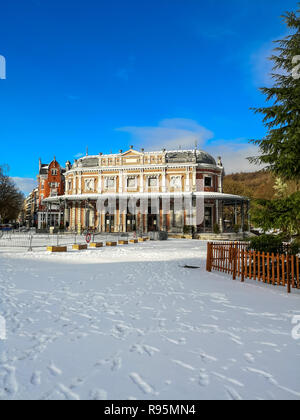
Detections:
[0, 166, 24, 223]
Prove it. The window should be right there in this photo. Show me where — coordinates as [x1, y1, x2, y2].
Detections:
[127, 178, 137, 188]
[205, 176, 212, 187]
[51, 169, 58, 176]
[170, 176, 182, 189]
[148, 177, 158, 187]
[105, 178, 115, 189]
[85, 178, 95, 192]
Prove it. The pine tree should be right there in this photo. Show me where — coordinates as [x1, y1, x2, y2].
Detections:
[250, 6, 300, 183]
[273, 177, 288, 198]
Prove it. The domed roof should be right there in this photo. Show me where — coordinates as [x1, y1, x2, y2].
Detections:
[195, 150, 216, 165]
[165, 150, 216, 166]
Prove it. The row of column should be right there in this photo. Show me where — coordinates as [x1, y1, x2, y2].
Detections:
[61, 198, 250, 233]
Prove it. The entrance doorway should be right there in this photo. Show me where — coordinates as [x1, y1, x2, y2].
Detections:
[105, 214, 115, 232]
[126, 214, 136, 232]
[148, 215, 158, 231]
[204, 207, 213, 231]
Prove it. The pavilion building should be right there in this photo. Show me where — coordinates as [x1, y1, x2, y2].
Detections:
[43, 148, 250, 236]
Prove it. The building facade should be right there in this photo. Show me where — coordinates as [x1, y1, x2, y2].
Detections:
[43, 148, 250, 235]
[37, 157, 65, 229]
[22, 187, 39, 227]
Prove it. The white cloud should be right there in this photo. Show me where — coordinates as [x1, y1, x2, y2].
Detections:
[117, 118, 263, 174]
[12, 177, 37, 194]
[74, 152, 85, 159]
[206, 141, 263, 174]
[117, 118, 214, 151]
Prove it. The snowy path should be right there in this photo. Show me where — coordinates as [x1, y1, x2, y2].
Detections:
[0, 240, 299, 400]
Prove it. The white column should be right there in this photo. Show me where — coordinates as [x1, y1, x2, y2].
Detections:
[192, 168, 196, 192]
[162, 170, 166, 193]
[78, 176, 82, 194]
[90, 206, 95, 228]
[218, 175, 222, 193]
[98, 173, 102, 193]
[77, 203, 81, 226]
[140, 171, 144, 193]
[185, 168, 190, 192]
[119, 171, 123, 193]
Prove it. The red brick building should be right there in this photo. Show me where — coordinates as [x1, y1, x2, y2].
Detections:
[37, 157, 66, 229]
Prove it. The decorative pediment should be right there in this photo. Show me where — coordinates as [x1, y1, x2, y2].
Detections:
[121, 149, 143, 157]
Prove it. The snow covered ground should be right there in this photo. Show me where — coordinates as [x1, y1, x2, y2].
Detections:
[0, 239, 299, 400]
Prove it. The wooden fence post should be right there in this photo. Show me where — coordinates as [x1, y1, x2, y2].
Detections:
[207, 243, 212, 272]
[241, 249, 245, 283]
[287, 254, 291, 294]
[233, 243, 237, 280]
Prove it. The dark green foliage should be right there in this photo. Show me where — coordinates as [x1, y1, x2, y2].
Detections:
[251, 192, 300, 236]
[249, 7, 300, 182]
[290, 238, 300, 255]
[243, 223, 249, 232]
[213, 223, 220, 234]
[234, 224, 240, 234]
[250, 234, 299, 255]
[183, 225, 192, 234]
[250, 234, 286, 254]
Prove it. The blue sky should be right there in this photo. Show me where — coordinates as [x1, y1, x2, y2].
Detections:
[0, 0, 298, 193]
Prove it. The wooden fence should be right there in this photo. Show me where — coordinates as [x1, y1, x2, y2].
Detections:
[206, 242, 300, 294]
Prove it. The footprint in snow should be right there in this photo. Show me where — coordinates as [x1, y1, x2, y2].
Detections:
[2, 365, 18, 395]
[225, 386, 243, 401]
[244, 353, 255, 364]
[198, 372, 210, 387]
[31, 371, 42, 386]
[90, 389, 108, 400]
[129, 373, 157, 396]
[48, 363, 62, 377]
[58, 384, 80, 401]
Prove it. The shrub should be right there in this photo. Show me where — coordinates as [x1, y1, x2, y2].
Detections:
[234, 224, 240, 234]
[243, 223, 249, 232]
[290, 238, 300, 255]
[213, 223, 220, 234]
[183, 225, 192, 234]
[250, 234, 285, 254]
